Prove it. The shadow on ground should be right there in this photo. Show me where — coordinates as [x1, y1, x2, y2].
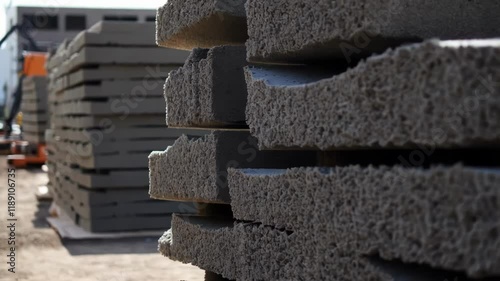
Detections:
[62, 237, 160, 256]
[32, 201, 52, 228]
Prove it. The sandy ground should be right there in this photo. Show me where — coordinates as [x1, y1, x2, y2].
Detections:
[0, 155, 204, 281]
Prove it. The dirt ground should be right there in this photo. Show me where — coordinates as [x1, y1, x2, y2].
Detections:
[0, 155, 204, 281]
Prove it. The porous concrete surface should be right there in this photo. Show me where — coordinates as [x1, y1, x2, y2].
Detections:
[156, 0, 247, 49]
[160, 215, 398, 280]
[149, 131, 316, 203]
[228, 165, 500, 277]
[165, 46, 248, 127]
[246, 0, 500, 62]
[245, 39, 500, 150]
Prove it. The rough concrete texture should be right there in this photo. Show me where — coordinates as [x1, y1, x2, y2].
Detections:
[149, 131, 316, 203]
[165, 46, 248, 127]
[245, 0, 500, 62]
[228, 165, 500, 277]
[162, 215, 476, 280]
[245, 39, 500, 150]
[156, 0, 247, 49]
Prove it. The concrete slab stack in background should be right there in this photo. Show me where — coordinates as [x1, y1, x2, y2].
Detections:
[20, 76, 49, 144]
[45, 21, 202, 232]
[152, 1, 500, 280]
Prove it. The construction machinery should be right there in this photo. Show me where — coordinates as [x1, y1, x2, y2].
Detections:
[1, 22, 49, 167]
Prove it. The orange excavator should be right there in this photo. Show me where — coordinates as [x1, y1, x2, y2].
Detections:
[1, 23, 48, 167]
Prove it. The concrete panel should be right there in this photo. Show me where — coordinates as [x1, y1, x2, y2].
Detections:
[68, 22, 158, 55]
[20, 100, 48, 112]
[53, 97, 165, 116]
[59, 80, 165, 102]
[54, 195, 172, 232]
[52, 115, 166, 130]
[24, 133, 45, 144]
[52, 174, 150, 205]
[62, 66, 180, 90]
[156, 0, 247, 49]
[148, 131, 317, 203]
[63, 151, 152, 170]
[245, 40, 500, 150]
[22, 113, 48, 123]
[161, 215, 465, 280]
[61, 139, 175, 157]
[54, 127, 197, 143]
[246, 0, 500, 62]
[67, 46, 189, 72]
[71, 169, 150, 189]
[165, 46, 248, 128]
[22, 123, 48, 134]
[77, 214, 171, 232]
[228, 165, 500, 277]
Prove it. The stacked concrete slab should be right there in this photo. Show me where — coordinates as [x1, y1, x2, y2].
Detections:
[45, 21, 203, 232]
[21, 76, 48, 143]
[153, 1, 500, 280]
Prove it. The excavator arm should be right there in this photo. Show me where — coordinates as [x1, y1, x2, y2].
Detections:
[0, 23, 41, 51]
[1, 22, 43, 137]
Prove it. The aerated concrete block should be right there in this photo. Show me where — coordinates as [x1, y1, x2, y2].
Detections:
[246, 0, 500, 62]
[156, 0, 247, 49]
[162, 215, 468, 280]
[165, 46, 247, 127]
[228, 165, 500, 277]
[149, 131, 316, 203]
[245, 39, 500, 150]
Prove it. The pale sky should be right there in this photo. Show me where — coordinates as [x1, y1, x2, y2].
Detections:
[0, 0, 165, 36]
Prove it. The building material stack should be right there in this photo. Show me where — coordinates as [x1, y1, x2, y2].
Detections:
[20, 77, 48, 144]
[45, 21, 201, 232]
[152, 1, 500, 280]
[150, 0, 317, 278]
